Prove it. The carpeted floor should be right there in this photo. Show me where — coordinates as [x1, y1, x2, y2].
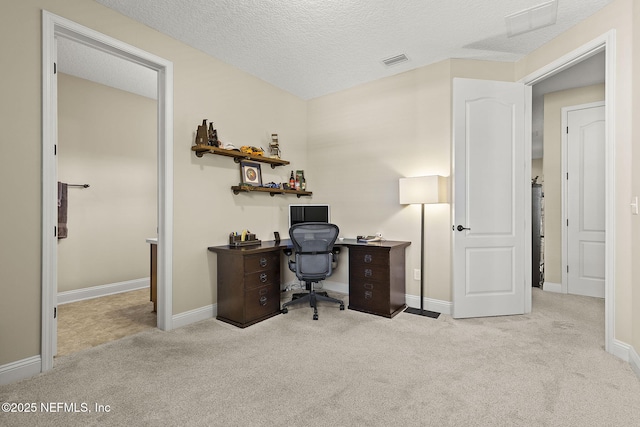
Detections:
[1, 288, 639, 426]
[56, 289, 156, 356]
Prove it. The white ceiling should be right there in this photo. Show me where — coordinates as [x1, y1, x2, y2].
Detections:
[86, 0, 612, 100]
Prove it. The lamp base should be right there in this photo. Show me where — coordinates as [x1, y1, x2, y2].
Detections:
[404, 307, 440, 319]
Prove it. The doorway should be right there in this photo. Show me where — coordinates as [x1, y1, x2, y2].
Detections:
[522, 31, 615, 353]
[42, 11, 174, 372]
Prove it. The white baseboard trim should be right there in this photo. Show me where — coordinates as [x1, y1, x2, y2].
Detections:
[318, 280, 348, 295]
[0, 355, 41, 386]
[57, 278, 150, 305]
[629, 345, 640, 380]
[405, 294, 452, 315]
[543, 282, 562, 293]
[172, 304, 217, 329]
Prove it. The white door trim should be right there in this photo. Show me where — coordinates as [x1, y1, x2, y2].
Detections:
[41, 11, 174, 372]
[561, 101, 606, 295]
[520, 30, 616, 354]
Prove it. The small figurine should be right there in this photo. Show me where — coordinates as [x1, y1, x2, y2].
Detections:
[269, 133, 281, 159]
[195, 119, 208, 146]
[208, 122, 219, 147]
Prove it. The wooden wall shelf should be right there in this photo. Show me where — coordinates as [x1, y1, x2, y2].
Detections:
[231, 185, 312, 198]
[191, 145, 290, 168]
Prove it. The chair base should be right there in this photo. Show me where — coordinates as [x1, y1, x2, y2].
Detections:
[282, 289, 344, 320]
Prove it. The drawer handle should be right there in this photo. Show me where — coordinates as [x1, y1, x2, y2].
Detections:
[259, 273, 268, 283]
[363, 283, 374, 290]
[364, 268, 372, 278]
[259, 296, 268, 306]
[364, 291, 373, 300]
[259, 257, 268, 268]
[364, 254, 372, 263]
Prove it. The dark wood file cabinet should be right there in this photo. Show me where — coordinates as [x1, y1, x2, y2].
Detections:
[208, 244, 282, 328]
[348, 241, 410, 318]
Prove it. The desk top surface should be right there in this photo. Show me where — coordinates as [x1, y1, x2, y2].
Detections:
[208, 239, 410, 254]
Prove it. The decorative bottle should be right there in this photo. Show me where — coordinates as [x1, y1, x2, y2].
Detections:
[289, 171, 295, 189]
[301, 172, 306, 190]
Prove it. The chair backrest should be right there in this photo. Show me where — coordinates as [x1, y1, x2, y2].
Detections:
[289, 222, 339, 281]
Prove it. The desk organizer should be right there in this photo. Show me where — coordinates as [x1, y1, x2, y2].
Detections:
[229, 233, 261, 247]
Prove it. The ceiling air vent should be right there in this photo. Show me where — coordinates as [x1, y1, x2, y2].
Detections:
[382, 54, 409, 67]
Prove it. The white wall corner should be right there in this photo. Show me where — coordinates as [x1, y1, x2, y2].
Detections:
[0, 356, 41, 386]
[542, 282, 563, 293]
[172, 304, 216, 329]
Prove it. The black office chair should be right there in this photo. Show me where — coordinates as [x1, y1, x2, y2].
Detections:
[281, 222, 345, 320]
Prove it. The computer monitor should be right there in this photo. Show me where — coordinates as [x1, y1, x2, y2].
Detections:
[289, 204, 330, 228]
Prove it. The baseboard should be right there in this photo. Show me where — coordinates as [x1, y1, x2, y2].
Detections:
[57, 278, 150, 305]
[318, 280, 348, 295]
[172, 304, 217, 329]
[405, 294, 452, 315]
[543, 281, 562, 293]
[629, 345, 640, 380]
[0, 355, 41, 386]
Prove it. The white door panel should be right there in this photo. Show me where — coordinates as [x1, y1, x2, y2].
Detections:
[566, 104, 605, 298]
[453, 78, 527, 318]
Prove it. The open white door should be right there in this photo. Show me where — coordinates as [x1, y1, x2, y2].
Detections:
[565, 103, 605, 298]
[452, 78, 529, 318]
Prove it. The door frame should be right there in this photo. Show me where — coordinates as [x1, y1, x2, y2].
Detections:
[520, 30, 615, 354]
[42, 11, 174, 372]
[561, 101, 606, 296]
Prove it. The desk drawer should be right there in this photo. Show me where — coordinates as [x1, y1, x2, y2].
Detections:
[244, 252, 279, 274]
[244, 284, 280, 322]
[244, 269, 279, 290]
[349, 248, 390, 268]
[349, 278, 389, 314]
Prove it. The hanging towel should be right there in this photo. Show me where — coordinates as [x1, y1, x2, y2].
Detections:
[58, 182, 68, 239]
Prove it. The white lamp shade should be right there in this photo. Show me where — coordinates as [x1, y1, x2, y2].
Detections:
[399, 175, 448, 205]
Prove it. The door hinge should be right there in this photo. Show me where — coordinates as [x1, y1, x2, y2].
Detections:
[54, 307, 57, 319]
[567, 219, 569, 226]
[566, 126, 569, 134]
[54, 62, 57, 74]
[54, 144, 57, 155]
[567, 265, 569, 273]
[566, 173, 568, 180]
[54, 226, 57, 237]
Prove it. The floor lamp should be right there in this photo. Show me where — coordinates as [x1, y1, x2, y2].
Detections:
[399, 175, 448, 318]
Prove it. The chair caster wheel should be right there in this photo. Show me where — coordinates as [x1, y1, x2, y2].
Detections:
[340, 304, 345, 310]
[282, 307, 288, 314]
[313, 314, 318, 320]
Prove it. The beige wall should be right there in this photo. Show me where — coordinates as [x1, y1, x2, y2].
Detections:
[516, 0, 635, 345]
[57, 73, 157, 292]
[0, 0, 307, 366]
[542, 84, 605, 285]
[307, 58, 513, 302]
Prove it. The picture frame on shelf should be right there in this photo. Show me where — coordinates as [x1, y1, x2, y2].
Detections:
[240, 161, 262, 186]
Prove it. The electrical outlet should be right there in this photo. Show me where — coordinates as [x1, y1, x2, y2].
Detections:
[414, 269, 421, 280]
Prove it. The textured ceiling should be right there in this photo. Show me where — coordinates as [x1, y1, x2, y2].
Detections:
[90, 0, 613, 100]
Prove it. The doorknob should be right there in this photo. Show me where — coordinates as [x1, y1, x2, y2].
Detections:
[457, 225, 471, 231]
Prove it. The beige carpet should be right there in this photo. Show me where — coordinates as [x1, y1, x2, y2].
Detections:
[57, 289, 156, 356]
[1, 288, 639, 426]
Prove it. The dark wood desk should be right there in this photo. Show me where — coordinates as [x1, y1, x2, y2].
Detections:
[208, 239, 410, 327]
